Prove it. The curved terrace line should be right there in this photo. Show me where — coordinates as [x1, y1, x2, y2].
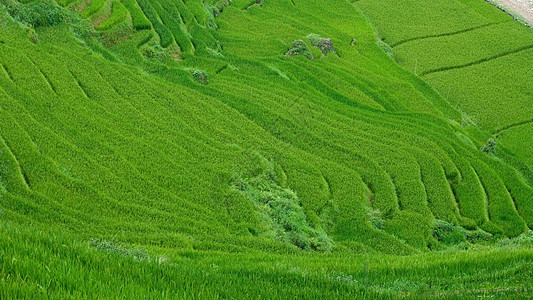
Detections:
[391, 21, 507, 48]
[494, 118, 533, 135]
[420, 44, 533, 76]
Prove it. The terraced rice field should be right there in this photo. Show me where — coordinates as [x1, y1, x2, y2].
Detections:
[356, 0, 533, 168]
[0, 0, 532, 297]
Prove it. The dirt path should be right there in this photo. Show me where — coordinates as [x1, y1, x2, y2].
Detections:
[494, 0, 533, 25]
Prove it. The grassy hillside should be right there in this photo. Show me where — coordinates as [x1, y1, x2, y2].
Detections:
[356, 0, 533, 169]
[0, 0, 532, 296]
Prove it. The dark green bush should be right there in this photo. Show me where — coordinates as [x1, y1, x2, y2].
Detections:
[193, 69, 209, 85]
[285, 40, 314, 61]
[481, 138, 497, 154]
[432, 219, 467, 245]
[140, 41, 171, 62]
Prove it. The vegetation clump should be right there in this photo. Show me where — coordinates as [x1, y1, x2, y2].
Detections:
[140, 41, 171, 62]
[4, 0, 94, 41]
[230, 162, 333, 252]
[367, 208, 385, 230]
[377, 39, 394, 58]
[285, 40, 314, 60]
[307, 33, 335, 55]
[481, 138, 497, 154]
[192, 69, 209, 85]
[89, 238, 149, 260]
[432, 219, 467, 245]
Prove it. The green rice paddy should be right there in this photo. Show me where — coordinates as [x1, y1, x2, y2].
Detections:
[0, 0, 532, 297]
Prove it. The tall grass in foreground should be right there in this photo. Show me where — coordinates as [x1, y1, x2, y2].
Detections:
[1, 221, 532, 298]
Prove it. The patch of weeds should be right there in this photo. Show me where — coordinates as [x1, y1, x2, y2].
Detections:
[5, 0, 95, 42]
[376, 39, 394, 59]
[324, 271, 357, 286]
[140, 41, 171, 62]
[465, 229, 493, 243]
[207, 46, 224, 58]
[89, 238, 149, 260]
[481, 138, 497, 154]
[285, 40, 314, 61]
[307, 33, 335, 55]
[230, 160, 333, 252]
[432, 219, 466, 245]
[367, 208, 384, 230]
[497, 231, 533, 248]
[192, 69, 209, 85]
[459, 109, 477, 127]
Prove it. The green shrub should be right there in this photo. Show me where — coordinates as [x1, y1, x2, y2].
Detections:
[307, 33, 335, 55]
[192, 69, 209, 85]
[432, 219, 467, 245]
[377, 39, 394, 58]
[285, 40, 314, 61]
[140, 41, 171, 62]
[466, 229, 493, 243]
[230, 161, 333, 252]
[481, 138, 497, 154]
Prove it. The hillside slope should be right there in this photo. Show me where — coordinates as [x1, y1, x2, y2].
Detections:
[355, 0, 533, 170]
[1, 0, 532, 256]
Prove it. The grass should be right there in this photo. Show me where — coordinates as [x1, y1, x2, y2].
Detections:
[1, 221, 533, 298]
[0, 0, 532, 297]
[356, 0, 533, 132]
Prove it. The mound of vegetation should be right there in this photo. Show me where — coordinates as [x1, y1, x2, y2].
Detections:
[285, 40, 314, 60]
[230, 161, 333, 252]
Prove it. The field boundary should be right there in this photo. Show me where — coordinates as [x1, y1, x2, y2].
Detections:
[391, 22, 506, 48]
[494, 118, 533, 134]
[484, 0, 533, 29]
[420, 44, 533, 76]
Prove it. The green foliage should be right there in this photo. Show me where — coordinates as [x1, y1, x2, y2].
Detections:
[81, 0, 105, 18]
[136, 0, 173, 47]
[307, 33, 336, 55]
[122, 0, 151, 30]
[285, 40, 314, 60]
[89, 238, 149, 260]
[2, 221, 533, 298]
[192, 69, 208, 84]
[432, 219, 467, 245]
[481, 137, 497, 154]
[95, 0, 128, 31]
[230, 162, 334, 252]
[4, 0, 95, 42]
[367, 208, 384, 230]
[0, 2, 531, 297]
[376, 39, 394, 58]
[465, 229, 493, 243]
[140, 41, 171, 62]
